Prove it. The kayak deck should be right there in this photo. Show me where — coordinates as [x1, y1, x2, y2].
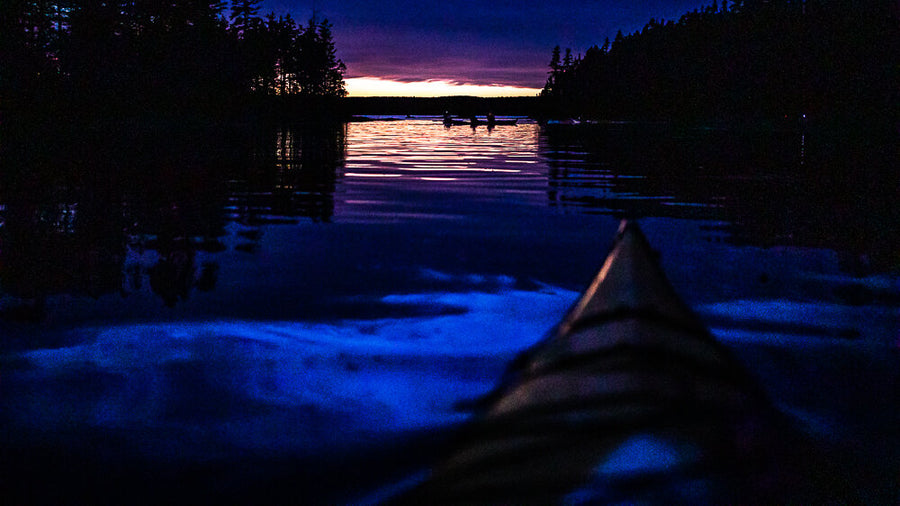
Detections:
[386, 221, 849, 504]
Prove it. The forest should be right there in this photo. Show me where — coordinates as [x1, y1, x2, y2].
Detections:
[541, 0, 899, 127]
[0, 2, 350, 312]
[0, 0, 347, 125]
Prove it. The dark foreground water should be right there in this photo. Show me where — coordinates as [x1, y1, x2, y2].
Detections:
[1, 118, 898, 503]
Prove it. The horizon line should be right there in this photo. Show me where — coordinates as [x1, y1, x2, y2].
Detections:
[343, 94, 539, 99]
[344, 77, 541, 98]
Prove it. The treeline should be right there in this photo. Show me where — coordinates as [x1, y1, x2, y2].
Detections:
[0, 0, 346, 123]
[542, 0, 899, 125]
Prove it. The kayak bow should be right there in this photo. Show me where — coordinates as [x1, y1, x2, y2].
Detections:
[386, 220, 848, 505]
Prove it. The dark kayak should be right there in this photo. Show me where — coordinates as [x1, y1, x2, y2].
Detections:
[384, 221, 851, 505]
[443, 118, 518, 126]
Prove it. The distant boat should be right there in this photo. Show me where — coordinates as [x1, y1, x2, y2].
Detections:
[443, 118, 517, 127]
[545, 118, 581, 125]
[443, 118, 471, 126]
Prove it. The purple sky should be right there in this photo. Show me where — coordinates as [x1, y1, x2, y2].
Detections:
[262, 1, 713, 89]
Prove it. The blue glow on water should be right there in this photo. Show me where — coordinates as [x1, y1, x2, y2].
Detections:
[5, 286, 577, 457]
[2, 119, 898, 502]
[597, 435, 686, 475]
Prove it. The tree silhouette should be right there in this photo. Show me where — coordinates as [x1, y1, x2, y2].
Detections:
[0, 0, 348, 127]
[230, 0, 262, 37]
[0, 1, 352, 314]
[294, 17, 347, 97]
[540, 0, 898, 125]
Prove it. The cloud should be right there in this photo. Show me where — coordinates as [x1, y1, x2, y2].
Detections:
[333, 24, 549, 87]
[263, 1, 713, 88]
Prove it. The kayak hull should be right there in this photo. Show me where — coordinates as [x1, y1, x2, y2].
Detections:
[385, 221, 850, 504]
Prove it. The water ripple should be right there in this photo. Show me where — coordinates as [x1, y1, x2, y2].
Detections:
[336, 120, 547, 221]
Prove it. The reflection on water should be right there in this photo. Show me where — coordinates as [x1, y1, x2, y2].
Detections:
[1, 116, 898, 503]
[0, 123, 226, 318]
[336, 119, 546, 223]
[539, 122, 898, 270]
[540, 122, 807, 219]
[1, 117, 897, 318]
[0, 122, 348, 317]
[230, 125, 346, 225]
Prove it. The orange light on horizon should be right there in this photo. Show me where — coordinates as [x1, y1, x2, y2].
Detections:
[345, 77, 540, 98]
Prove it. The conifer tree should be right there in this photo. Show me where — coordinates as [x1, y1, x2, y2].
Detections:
[294, 17, 346, 98]
[230, 0, 261, 37]
[316, 19, 347, 97]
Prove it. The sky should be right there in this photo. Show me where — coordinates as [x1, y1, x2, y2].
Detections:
[264, 1, 713, 96]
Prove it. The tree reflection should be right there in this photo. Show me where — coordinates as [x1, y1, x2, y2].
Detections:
[147, 248, 194, 308]
[1, 197, 125, 320]
[1, 118, 129, 319]
[0, 124, 214, 317]
[231, 122, 346, 225]
[0, 119, 347, 318]
[540, 123, 899, 272]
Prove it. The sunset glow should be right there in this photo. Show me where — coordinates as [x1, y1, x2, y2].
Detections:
[345, 77, 541, 98]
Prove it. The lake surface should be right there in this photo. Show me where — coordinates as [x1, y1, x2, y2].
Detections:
[1, 118, 898, 503]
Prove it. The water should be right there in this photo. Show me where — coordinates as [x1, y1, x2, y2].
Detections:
[1, 117, 898, 503]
